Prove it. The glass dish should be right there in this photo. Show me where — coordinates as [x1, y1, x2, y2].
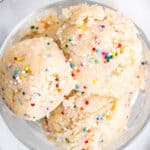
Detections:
[0, 0, 150, 150]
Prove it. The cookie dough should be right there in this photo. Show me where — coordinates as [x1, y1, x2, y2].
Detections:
[57, 5, 145, 97]
[0, 37, 75, 121]
[42, 93, 130, 150]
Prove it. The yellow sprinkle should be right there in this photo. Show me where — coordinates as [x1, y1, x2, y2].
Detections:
[112, 52, 116, 57]
[105, 113, 112, 120]
[111, 100, 117, 111]
[79, 25, 84, 30]
[93, 79, 98, 85]
[24, 66, 30, 73]
[20, 76, 25, 80]
[120, 48, 124, 54]
[17, 57, 23, 62]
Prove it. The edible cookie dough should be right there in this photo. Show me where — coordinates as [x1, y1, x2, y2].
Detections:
[57, 5, 145, 97]
[0, 37, 75, 121]
[42, 93, 130, 150]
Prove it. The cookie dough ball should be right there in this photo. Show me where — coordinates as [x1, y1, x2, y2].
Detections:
[0, 37, 75, 121]
[57, 5, 145, 97]
[42, 93, 130, 150]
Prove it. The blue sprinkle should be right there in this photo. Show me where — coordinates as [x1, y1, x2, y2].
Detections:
[96, 49, 100, 54]
[96, 117, 100, 120]
[70, 63, 75, 69]
[13, 69, 19, 75]
[96, 116, 104, 121]
[83, 128, 87, 132]
[75, 84, 80, 90]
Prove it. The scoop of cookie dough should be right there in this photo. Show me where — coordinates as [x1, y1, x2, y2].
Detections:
[42, 93, 130, 150]
[57, 5, 145, 97]
[0, 37, 75, 121]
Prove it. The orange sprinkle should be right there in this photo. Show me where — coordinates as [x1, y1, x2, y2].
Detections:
[104, 60, 107, 64]
[80, 107, 84, 111]
[57, 88, 62, 93]
[87, 129, 91, 133]
[76, 68, 80, 73]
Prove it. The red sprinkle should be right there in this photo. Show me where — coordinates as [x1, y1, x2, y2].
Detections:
[92, 47, 96, 51]
[61, 111, 64, 115]
[117, 43, 122, 48]
[85, 100, 89, 105]
[64, 95, 67, 99]
[83, 86, 87, 89]
[82, 149, 86, 150]
[85, 140, 89, 144]
[31, 103, 35, 107]
[71, 72, 75, 77]
[78, 34, 83, 40]
[56, 83, 59, 88]
[14, 57, 17, 61]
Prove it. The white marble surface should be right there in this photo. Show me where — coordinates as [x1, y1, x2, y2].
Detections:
[0, 0, 149, 150]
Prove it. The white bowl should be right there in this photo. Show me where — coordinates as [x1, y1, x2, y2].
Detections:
[0, 0, 150, 150]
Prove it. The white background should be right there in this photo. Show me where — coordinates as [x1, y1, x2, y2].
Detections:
[0, 0, 150, 150]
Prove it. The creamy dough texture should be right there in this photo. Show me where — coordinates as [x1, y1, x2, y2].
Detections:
[0, 37, 75, 121]
[40, 4, 146, 150]
[0, 4, 147, 150]
[42, 93, 130, 150]
[57, 5, 145, 98]
[23, 9, 60, 41]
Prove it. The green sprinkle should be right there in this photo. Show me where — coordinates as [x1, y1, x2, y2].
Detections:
[94, 59, 98, 64]
[73, 105, 77, 108]
[44, 116, 48, 123]
[65, 44, 69, 48]
[45, 68, 48, 72]
[30, 25, 35, 29]
[65, 138, 70, 143]
[81, 91, 85, 95]
[115, 52, 118, 56]
[47, 42, 50, 45]
[68, 38, 72, 42]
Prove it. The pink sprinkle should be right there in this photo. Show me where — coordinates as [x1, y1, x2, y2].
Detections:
[102, 51, 106, 56]
[65, 59, 68, 63]
[80, 63, 84, 67]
